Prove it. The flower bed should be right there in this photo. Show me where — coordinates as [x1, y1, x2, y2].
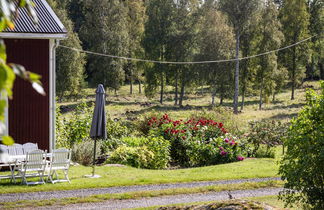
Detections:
[146, 114, 245, 167]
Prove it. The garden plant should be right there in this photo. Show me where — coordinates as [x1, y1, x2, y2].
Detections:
[279, 82, 324, 209]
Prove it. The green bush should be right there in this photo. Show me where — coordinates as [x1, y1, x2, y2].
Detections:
[279, 82, 324, 209]
[56, 102, 93, 148]
[106, 118, 132, 140]
[107, 136, 170, 169]
[108, 145, 154, 168]
[71, 138, 102, 166]
[246, 120, 289, 158]
[186, 134, 245, 167]
[145, 114, 245, 167]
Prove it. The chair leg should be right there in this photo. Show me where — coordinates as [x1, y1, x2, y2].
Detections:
[49, 171, 55, 184]
[21, 172, 27, 185]
[63, 170, 70, 183]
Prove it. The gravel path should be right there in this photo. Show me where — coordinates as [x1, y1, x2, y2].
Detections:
[0, 177, 280, 202]
[36, 187, 283, 210]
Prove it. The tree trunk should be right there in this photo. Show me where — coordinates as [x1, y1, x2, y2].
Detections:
[259, 82, 263, 110]
[175, 70, 179, 105]
[241, 88, 245, 111]
[179, 81, 185, 107]
[160, 71, 164, 104]
[179, 70, 186, 107]
[319, 62, 324, 80]
[233, 32, 240, 114]
[272, 93, 276, 102]
[211, 89, 216, 106]
[138, 80, 142, 94]
[291, 47, 296, 100]
[130, 67, 133, 95]
[220, 94, 224, 105]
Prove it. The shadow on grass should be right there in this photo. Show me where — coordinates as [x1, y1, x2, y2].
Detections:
[220, 100, 261, 108]
[269, 113, 298, 120]
[127, 104, 214, 116]
[263, 103, 305, 111]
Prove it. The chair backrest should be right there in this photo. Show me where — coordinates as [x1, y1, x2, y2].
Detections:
[22, 143, 38, 154]
[0, 144, 8, 154]
[24, 149, 46, 171]
[51, 148, 71, 169]
[7, 145, 16, 156]
[14, 144, 24, 155]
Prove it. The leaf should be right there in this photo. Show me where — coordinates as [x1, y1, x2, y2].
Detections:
[0, 39, 7, 61]
[2, 135, 14, 146]
[11, 64, 27, 78]
[29, 72, 41, 81]
[0, 64, 8, 90]
[5, 19, 14, 30]
[0, 0, 11, 18]
[32, 82, 46, 96]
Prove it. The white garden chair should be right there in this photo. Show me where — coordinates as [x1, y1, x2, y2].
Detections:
[16, 149, 47, 185]
[22, 143, 38, 154]
[0, 145, 12, 180]
[14, 144, 24, 155]
[46, 148, 71, 184]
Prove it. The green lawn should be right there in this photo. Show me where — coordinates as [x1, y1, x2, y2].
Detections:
[0, 158, 279, 194]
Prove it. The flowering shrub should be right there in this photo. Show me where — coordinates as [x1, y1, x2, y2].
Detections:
[107, 136, 170, 169]
[146, 114, 244, 167]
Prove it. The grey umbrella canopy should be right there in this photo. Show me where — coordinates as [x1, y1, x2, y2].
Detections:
[90, 84, 107, 139]
[89, 84, 106, 177]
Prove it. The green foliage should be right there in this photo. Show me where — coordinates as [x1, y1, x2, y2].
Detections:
[145, 113, 245, 167]
[198, 6, 235, 104]
[279, 0, 310, 100]
[246, 120, 289, 158]
[71, 138, 102, 166]
[106, 118, 131, 140]
[108, 136, 170, 169]
[80, 0, 129, 91]
[219, 0, 260, 114]
[56, 102, 93, 148]
[255, 1, 284, 109]
[186, 134, 245, 167]
[143, 0, 174, 101]
[279, 82, 324, 209]
[125, 0, 146, 94]
[47, 0, 86, 101]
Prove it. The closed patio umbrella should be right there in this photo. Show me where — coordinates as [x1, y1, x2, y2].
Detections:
[89, 84, 107, 177]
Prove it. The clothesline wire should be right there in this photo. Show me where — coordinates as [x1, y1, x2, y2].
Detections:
[58, 34, 321, 65]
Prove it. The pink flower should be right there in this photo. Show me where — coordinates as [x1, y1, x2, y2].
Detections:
[219, 147, 224, 151]
[237, 156, 244, 161]
[220, 151, 228, 156]
[224, 138, 229, 143]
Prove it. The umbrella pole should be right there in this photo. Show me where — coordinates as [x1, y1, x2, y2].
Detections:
[92, 137, 97, 177]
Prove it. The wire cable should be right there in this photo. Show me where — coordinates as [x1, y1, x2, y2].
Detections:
[58, 34, 320, 65]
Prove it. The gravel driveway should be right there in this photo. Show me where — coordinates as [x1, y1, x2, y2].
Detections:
[0, 177, 280, 202]
[34, 187, 283, 210]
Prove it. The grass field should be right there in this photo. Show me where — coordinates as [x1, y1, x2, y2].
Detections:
[59, 81, 321, 130]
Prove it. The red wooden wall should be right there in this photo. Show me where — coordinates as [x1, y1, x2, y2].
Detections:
[5, 39, 50, 151]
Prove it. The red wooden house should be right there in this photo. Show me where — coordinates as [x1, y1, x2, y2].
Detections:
[0, 0, 67, 151]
